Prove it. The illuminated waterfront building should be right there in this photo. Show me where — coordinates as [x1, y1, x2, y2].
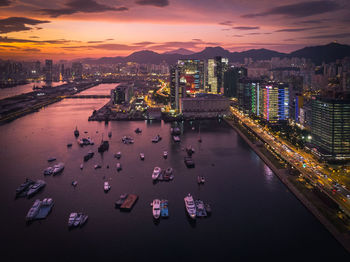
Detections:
[111, 84, 134, 105]
[259, 83, 289, 122]
[311, 97, 350, 161]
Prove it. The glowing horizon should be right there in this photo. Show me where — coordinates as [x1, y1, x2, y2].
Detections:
[1, 0, 350, 61]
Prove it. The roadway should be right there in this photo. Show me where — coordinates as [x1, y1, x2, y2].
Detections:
[230, 107, 350, 216]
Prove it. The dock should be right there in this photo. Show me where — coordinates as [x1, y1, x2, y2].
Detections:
[120, 194, 138, 211]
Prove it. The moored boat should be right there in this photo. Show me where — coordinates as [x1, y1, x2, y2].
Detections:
[84, 151, 94, 162]
[68, 213, 77, 227]
[152, 134, 162, 143]
[108, 131, 112, 138]
[184, 193, 196, 220]
[160, 200, 169, 218]
[98, 140, 109, 153]
[27, 180, 46, 198]
[52, 162, 64, 175]
[47, 157, 56, 162]
[114, 152, 121, 159]
[152, 199, 161, 219]
[43, 166, 54, 175]
[74, 126, 79, 137]
[116, 162, 122, 171]
[115, 193, 128, 208]
[15, 178, 35, 198]
[140, 153, 145, 160]
[135, 128, 142, 133]
[163, 151, 168, 158]
[172, 135, 181, 142]
[104, 181, 111, 192]
[195, 200, 207, 218]
[152, 167, 161, 180]
[122, 136, 134, 144]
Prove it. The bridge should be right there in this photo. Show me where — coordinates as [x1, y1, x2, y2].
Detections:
[64, 95, 110, 99]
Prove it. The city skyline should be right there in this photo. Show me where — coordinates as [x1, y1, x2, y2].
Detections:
[1, 0, 350, 60]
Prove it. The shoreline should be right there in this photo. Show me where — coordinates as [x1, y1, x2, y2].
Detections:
[224, 118, 350, 253]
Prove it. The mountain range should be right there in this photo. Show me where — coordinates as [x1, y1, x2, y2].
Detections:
[81, 42, 350, 65]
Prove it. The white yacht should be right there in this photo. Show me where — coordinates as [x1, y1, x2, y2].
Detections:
[152, 167, 161, 180]
[152, 199, 161, 219]
[184, 193, 196, 219]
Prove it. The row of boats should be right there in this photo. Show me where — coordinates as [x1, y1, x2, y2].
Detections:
[26, 198, 54, 221]
[68, 212, 88, 228]
[152, 167, 174, 181]
[151, 199, 169, 219]
[16, 179, 46, 198]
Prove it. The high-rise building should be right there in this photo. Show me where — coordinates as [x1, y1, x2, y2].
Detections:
[177, 59, 205, 92]
[224, 67, 247, 97]
[170, 66, 181, 111]
[111, 84, 134, 105]
[44, 59, 53, 83]
[207, 57, 228, 94]
[311, 97, 350, 161]
[259, 83, 289, 122]
[72, 62, 83, 81]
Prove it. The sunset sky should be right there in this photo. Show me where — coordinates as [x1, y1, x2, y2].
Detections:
[1, 0, 350, 60]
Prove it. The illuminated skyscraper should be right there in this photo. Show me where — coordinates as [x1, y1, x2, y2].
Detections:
[177, 59, 205, 92]
[207, 57, 228, 94]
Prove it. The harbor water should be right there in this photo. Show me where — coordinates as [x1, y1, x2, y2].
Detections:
[0, 84, 349, 261]
[0, 81, 66, 100]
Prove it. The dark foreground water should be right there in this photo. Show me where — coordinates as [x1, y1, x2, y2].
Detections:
[0, 85, 349, 261]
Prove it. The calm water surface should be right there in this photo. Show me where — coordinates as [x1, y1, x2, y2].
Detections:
[0, 84, 349, 261]
[0, 81, 66, 100]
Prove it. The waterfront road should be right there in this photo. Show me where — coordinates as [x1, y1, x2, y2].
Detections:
[230, 107, 350, 217]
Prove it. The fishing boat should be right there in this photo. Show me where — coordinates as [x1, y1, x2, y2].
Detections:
[160, 200, 169, 218]
[152, 199, 161, 219]
[184, 157, 195, 168]
[152, 167, 161, 180]
[184, 194, 196, 220]
[114, 152, 121, 159]
[163, 151, 168, 159]
[43, 166, 54, 175]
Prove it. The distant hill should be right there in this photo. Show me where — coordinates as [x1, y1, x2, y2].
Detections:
[81, 42, 350, 65]
[290, 42, 350, 64]
[163, 48, 195, 55]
